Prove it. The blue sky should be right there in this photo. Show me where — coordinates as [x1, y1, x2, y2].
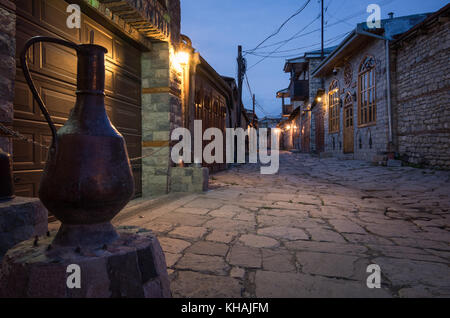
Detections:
[180, 0, 447, 118]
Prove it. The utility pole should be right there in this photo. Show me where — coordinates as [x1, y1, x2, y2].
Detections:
[321, 0, 324, 60]
[252, 94, 255, 127]
[237, 45, 244, 128]
[320, 0, 325, 90]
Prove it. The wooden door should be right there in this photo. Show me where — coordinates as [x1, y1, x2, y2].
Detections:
[343, 94, 354, 153]
[13, 0, 142, 197]
[314, 110, 324, 153]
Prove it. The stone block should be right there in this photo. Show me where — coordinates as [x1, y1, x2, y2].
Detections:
[0, 197, 48, 258]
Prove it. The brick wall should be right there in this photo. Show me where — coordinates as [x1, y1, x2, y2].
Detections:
[322, 39, 390, 162]
[0, 0, 15, 154]
[392, 20, 450, 169]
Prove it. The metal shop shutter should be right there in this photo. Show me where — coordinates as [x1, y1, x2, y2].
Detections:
[13, 0, 143, 198]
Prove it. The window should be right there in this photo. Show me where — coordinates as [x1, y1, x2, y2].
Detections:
[328, 80, 340, 133]
[358, 56, 376, 126]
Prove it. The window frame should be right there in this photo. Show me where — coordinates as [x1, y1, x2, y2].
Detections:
[358, 55, 377, 127]
[328, 79, 340, 134]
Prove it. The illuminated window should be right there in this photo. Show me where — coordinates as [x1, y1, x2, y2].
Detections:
[358, 56, 376, 126]
[328, 80, 340, 133]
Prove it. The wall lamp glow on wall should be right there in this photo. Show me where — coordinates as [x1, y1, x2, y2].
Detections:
[175, 51, 190, 66]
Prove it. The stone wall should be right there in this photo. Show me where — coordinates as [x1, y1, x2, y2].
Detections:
[0, 0, 15, 154]
[141, 42, 183, 197]
[392, 19, 450, 169]
[322, 38, 390, 162]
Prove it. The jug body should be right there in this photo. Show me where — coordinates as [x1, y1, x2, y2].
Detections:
[39, 95, 135, 225]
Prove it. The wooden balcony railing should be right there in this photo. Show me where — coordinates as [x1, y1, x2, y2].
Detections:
[99, 0, 170, 41]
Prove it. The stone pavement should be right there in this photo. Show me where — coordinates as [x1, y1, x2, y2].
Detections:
[115, 152, 450, 298]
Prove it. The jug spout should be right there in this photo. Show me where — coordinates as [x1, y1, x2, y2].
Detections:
[76, 44, 108, 96]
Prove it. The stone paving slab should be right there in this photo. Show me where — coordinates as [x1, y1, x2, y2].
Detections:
[117, 152, 450, 298]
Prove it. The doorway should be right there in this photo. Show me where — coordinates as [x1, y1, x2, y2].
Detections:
[343, 93, 354, 153]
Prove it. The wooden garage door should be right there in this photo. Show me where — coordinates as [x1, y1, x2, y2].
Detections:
[13, 0, 142, 198]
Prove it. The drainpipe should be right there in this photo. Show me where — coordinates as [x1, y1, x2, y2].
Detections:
[355, 29, 394, 150]
[385, 39, 393, 147]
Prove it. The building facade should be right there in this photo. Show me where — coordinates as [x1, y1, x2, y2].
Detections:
[277, 6, 449, 170]
[276, 48, 335, 152]
[311, 13, 433, 164]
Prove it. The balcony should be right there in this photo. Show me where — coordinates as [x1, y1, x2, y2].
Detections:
[290, 80, 309, 101]
[99, 0, 171, 41]
[282, 104, 293, 116]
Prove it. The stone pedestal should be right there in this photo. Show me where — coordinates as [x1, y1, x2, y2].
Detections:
[170, 166, 209, 193]
[0, 197, 48, 259]
[0, 227, 171, 298]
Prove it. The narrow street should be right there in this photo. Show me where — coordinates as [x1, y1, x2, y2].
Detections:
[115, 152, 450, 298]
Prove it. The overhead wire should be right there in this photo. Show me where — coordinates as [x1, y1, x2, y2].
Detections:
[246, 31, 350, 58]
[244, 0, 312, 56]
[244, 0, 395, 54]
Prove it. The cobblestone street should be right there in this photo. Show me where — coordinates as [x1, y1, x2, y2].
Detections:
[115, 152, 450, 297]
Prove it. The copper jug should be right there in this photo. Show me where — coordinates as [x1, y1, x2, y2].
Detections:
[21, 36, 134, 247]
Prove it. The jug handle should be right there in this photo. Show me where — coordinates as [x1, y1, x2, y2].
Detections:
[20, 36, 79, 148]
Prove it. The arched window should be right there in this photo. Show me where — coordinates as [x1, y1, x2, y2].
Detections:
[328, 80, 340, 133]
[358, 56, 376, 126]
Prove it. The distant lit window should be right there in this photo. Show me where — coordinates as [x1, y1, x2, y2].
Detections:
[328, 80, 340, 133]
[358, 56, 376, 126]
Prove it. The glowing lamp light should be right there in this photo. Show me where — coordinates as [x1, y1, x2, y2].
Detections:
[286, 125, 291, 130]
[175, 51, 190, 66]
[316, 96, 322, 102]
[173, 50, 190, 72]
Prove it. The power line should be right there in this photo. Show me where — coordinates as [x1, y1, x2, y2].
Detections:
[244, 73, 271, 117]
[247, 14, 321, 70]
[246, 0, 338, 70]
[245, 31, 350, 58]
[244, 0, 395, 54]
[244, 0, 312, 56]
